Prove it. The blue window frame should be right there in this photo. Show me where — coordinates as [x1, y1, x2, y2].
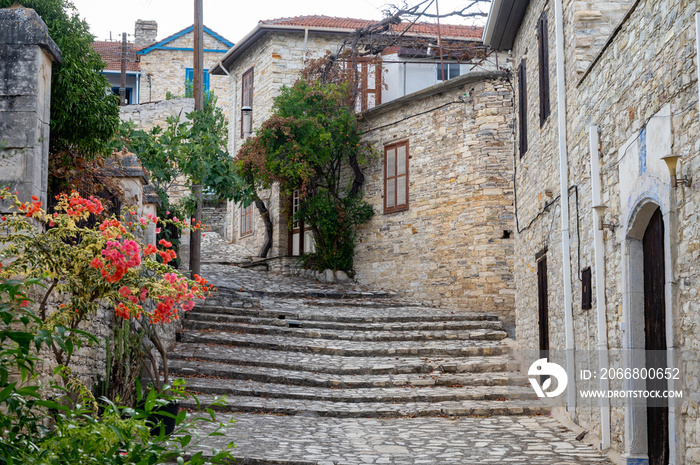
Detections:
[185, 68, 210, 94]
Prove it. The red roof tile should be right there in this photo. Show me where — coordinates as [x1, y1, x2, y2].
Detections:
[260, 15, 482, 40]
[92, 41, 140, 72]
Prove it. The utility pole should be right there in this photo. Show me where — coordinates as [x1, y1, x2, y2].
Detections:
[190, 0, 204, 276]
[119, 32, 127, 105]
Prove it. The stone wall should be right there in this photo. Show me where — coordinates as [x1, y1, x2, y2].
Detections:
[509, 0, 700, 460]
[355, 72, 516, 325]
[202, 197, 227, 236]
[0, 7, 61, 210]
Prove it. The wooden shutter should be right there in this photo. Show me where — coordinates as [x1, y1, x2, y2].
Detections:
[358, 58, 382, 112]
[384, 141, 409, 214]
[536, 249, 549, 357]
[518, 60, 528, 157]
[240, 204, 253, 236]
[538, 12, 551, 126]
[241, 67, 254, 136]
[581, 267, 592, 310]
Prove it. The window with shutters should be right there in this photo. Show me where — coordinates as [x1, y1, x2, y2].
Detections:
[581, 267, 592, 310]
[384, 140, 409, 214]
[240, 203, 254, 237]
[537, 12, 551, 126]
[241, 67, 254, 136]
[518, 60, 528, 157]
[185, 68, 210, 96]
[357, 58, 382, 111]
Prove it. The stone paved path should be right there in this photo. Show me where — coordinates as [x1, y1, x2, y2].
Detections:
[175, 234, 614, 464]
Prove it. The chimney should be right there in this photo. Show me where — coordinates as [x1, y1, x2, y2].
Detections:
[134, 20, 157, 48]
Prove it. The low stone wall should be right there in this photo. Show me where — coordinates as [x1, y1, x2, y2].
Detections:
[120, 98, 194, 131]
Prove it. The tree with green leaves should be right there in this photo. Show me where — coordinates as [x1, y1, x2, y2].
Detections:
[118, 94, 250, 250]
[237, 78, 374, 271]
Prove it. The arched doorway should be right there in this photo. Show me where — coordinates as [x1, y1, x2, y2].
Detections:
[642, 207, 668, 465]
[622, 200, 675, 465]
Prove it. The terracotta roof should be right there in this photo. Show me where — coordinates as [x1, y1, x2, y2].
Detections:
[92, 41, 140, 72]
[259, 15, 483, 40]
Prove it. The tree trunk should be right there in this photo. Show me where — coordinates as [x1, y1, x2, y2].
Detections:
[255, 196, 273, 258]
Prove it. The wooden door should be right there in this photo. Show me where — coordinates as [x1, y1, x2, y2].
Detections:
[643, 207, 669, 465]
[537, 251, 549, 358]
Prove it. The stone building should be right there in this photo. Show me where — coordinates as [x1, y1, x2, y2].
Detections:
[356, 72, 515, 326]
[485, 0, 700, 463]
[209, 15, 498, 264]
[92, 20, 233, 119]
[92, 39, 141, 105]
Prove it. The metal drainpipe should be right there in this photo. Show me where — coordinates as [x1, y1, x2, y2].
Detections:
[554, 0, 576, 417]
[303, 28, 309, 63]
[590, 125, 611, 449]
[696, 13, 700, 126]
[219, 60, 237, 241]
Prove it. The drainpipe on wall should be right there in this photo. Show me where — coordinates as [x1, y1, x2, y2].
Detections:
[303, 28, 309, 64]
[554, 0, 576, 417]
[696, 13, 700, 126]
[219, 60, 237, 241]
[135, 73, 140, 105]
[590, 125, 611, 449]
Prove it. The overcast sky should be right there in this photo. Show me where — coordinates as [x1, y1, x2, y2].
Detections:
[69, 0, 489, 44]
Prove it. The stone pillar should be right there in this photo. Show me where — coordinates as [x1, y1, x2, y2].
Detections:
[0, 6, 61, 210]
[134, 20, 158, 48]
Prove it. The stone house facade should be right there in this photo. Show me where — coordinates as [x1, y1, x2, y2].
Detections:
[93, 20, 233, 120]
[485, 0, 700, 463]
[210, 15, 499, 263]
[356, 72, 515, 326]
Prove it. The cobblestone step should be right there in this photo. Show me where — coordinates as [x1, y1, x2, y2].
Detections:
[176, 330, 511, 357]
[185, 310, 504, 332]
[191, 303, 501, 324]
[171, 343, 515, 375]
[180, 393, 549, 417]
[169, 359, 527, 388]
[181, 377, 538, 403]
[182, 319, 508, 342]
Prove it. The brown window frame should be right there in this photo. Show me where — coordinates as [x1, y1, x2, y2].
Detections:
[518, 60, 528, 157]
[383, 140, 409, 214]
[240, 203, 254, 237]
[357, 57, 382, 112]
[537, 12, 551, 126]
[241, 67, 254, 137]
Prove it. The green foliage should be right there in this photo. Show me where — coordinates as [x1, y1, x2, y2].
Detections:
[0, 190, 212, 373]
[0, 248, 234, 465]
[117, 93, 253, 217]
[238, 79, 374, 271]
[1, 0, 120, 159]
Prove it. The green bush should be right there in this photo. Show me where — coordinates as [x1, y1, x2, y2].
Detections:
[0, 277, 235, 464]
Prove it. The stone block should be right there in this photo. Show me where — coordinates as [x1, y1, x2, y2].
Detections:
[0, 7, 60, 210]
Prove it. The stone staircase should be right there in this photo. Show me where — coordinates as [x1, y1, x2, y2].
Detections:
[170, 288, 546, 421]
